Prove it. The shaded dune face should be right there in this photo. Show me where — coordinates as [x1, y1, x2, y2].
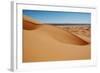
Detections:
[23, 18, 88, 45]
[23, 20, 40, 30]
[23, 15, 41, 30]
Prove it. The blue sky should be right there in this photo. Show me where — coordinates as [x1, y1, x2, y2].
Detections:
[23, 10, 91, 24]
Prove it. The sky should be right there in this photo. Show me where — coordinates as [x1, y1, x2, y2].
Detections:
[23, 10, 91, 24]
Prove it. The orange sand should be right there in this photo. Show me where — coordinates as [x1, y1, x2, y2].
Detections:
[23, 16, 91, 62]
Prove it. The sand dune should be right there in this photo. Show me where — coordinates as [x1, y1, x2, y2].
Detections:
[23, 16, 91, 62]
[23, 16, 42, 30]
[60, 26, 91, 43]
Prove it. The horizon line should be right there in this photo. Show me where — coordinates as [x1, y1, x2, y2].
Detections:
[43, 23, 91, 25]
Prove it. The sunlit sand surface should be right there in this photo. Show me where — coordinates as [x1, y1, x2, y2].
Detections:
[23, 16, 91, 62]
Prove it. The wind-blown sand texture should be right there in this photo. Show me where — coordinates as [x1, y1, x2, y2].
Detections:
[23, 16, 91, 62]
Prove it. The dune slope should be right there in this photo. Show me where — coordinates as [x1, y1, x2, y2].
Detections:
[23, 16, 91, 62]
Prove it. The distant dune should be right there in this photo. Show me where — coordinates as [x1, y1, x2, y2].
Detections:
[23, 16, 91, 62]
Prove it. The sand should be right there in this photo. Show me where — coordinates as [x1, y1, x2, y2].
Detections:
[23, 16, 91, 62]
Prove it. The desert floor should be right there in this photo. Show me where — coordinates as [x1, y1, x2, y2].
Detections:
[23, 16, 91, 62]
